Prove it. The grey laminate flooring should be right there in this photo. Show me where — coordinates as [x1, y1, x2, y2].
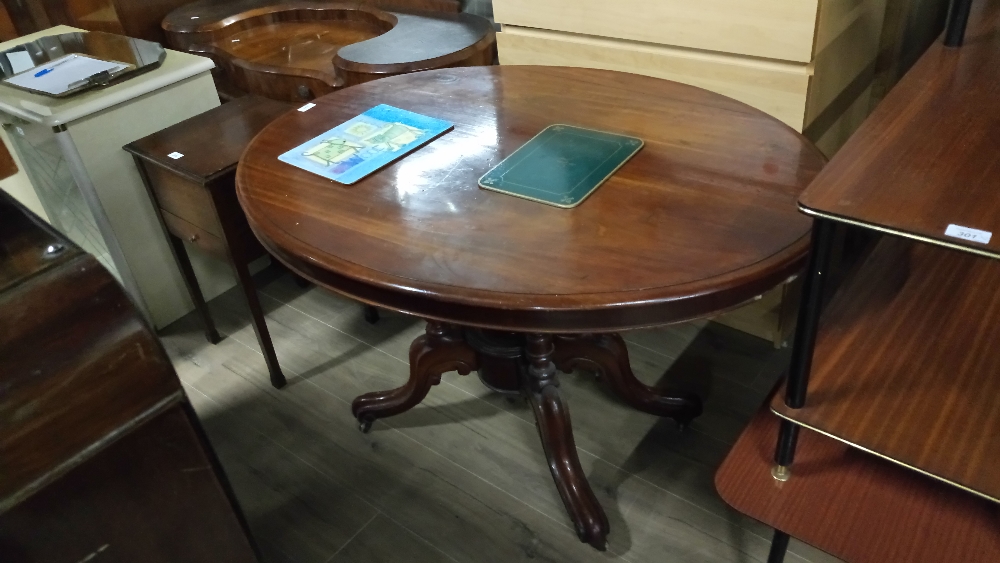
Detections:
[160, 269, 843, 563]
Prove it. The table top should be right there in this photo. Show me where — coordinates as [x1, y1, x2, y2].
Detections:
[716, 409, 1000, 563]
[125, 95, 293, 184]
[798, 0, 1000, 259]
[237, 66, 825, 332]
[772, 236, 1000, 503]
[0, 26, 214, 127]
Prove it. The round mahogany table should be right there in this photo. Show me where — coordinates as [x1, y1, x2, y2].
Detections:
[236, 66, 825, 549]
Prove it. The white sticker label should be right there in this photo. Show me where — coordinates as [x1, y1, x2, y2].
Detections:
[298, 103, 316, 112]
[167, 152, 184, 159]
[945, 224, 992, 244]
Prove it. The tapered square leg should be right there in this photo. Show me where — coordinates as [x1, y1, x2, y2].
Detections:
[169, 235, 220, 345]
[229, 258, 285, 389]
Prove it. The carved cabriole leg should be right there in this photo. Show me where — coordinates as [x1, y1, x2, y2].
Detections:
[523, 334, 610, 550]
[352, 321, 477, 432]
[552, 334, 703, 426]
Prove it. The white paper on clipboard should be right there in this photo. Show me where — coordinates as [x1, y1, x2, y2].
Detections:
[4, 54, 129, 96]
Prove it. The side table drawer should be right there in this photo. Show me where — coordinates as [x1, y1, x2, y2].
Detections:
[162, 210, 230, 261]
[145, 164, 224, 238]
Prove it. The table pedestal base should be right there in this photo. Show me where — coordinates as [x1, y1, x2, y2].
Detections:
[351, 321, 703, 549]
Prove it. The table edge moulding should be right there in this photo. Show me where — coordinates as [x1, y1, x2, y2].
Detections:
[235, 66, 826, 334]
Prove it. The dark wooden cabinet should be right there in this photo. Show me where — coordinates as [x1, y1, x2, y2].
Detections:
[0, 0, 192, 42]
[124, 95, 295, 390]
[0, 189, 258, 563]
[0, 0, 462, 43]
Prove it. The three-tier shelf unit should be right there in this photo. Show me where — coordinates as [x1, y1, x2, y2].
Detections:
[716, 0, 1000, 561]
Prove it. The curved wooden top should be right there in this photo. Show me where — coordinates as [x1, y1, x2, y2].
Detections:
[162, 1, 492, 78]
[162, 0, 457, 31]
[237, 67, 825, 332]
[162, 1, 493, 101]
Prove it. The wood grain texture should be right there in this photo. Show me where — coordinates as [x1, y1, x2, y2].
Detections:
[162, 0, 459, 32]
[164, 1, 494, 102]
[799, 0, 1000, 258]
[124, 95, 293, 182]
[0, 6, 14, 46]
[495, 26, 812, 131]
[492, 0, 820, 63]
[31, 0, 193, 41]
[0, 192, 180, 509]
[0, 0, 38, 37]
[772, 236, 1000, 502]
[146, 167, 225, 237]
[0, 405, 258, 563]
[237, 66, 825, 332]
[716, 408, 1000, 563]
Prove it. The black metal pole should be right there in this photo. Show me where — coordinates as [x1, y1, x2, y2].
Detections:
[785, 218, 835, 409]
[768, 530, 791, 563]
[773, 218, 835, 470]
[774, 419, 801, 470]
[944, 0, 975, 47]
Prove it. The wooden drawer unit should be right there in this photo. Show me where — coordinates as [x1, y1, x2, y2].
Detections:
[145, 163, 224, 238]
[161, 210, 230, 261]
[494, 0, 948, 156]
[496, 27, 811, 130]
[494, 0, 820, 62]
[125, 95, 294, 390]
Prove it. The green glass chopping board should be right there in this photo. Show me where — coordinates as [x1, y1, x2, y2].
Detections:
[478, 124, 643, 208]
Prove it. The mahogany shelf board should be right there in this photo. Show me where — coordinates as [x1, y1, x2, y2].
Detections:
[716, 409, 1000, 563]
[772, 236, 1000, 502]
[797, 0, 1000, 259]
[236, 66, 826, 332]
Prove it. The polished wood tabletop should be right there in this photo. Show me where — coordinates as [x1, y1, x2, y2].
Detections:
[798, 0, 1000, 259]
[237, 66, 825, 332]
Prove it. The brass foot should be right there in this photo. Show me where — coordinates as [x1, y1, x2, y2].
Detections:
[771, 465, 791, 482]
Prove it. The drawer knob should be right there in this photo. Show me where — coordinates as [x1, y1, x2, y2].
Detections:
[188, 234, 199, 243]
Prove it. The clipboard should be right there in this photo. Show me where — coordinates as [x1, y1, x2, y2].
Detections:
[2, 54, 134, 98]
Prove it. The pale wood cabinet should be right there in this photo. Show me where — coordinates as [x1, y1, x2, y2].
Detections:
[495, 0, 940, 157]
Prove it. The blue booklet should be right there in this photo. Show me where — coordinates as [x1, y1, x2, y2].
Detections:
[278, 104, 453, 185]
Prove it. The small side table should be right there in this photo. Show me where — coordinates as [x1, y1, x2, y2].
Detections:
[124, 95, 293, 389]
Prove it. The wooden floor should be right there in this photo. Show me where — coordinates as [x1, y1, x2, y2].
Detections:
[160, 268, 844, 563]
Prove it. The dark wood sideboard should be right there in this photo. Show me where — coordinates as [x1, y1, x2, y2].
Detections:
[0, 188, 258, 563]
